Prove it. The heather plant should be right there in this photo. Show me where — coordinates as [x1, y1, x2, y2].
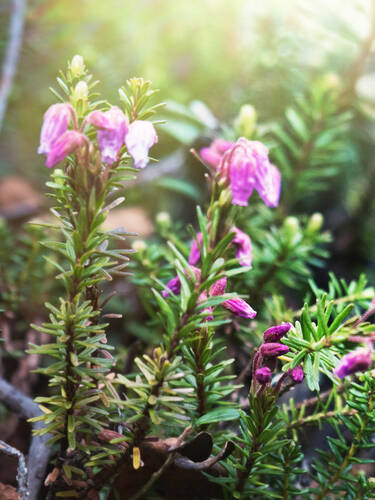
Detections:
[1, 56, 375, 500]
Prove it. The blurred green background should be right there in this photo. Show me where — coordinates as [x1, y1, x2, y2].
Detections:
[0, 0, 373, 178]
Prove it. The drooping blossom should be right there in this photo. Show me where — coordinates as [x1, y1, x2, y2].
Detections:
[334, 347, 372, 379]
[200, 137, 281, 208]
[200, 139, 234, 168]
[45, 131, 86, 168]
[88, 106, 128, 165]
[255, 367, 272, 384]
[209, 277, 256, 319]
[38, 103, 71, 156]
[232, 227, 252, 267]
[189, 232, 204, 265]
[289, 365, 304, 383]
[263, 323, 292, 343]
[260, 343, 290, 359]
[125, 120, 158, 168]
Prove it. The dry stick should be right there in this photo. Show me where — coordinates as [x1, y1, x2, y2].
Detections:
[0, 376, 52, 500]
[0, 0, 26, 132]
[0, 440, 28, 499]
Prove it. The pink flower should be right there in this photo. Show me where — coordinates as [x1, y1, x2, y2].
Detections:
[255, 367, 272, 384]
[45, 131, 86, 168]
[289, 365, 304, 383]
[88, 106, 128, 165]
[231, 227, 252, 267]
[200, 139, 234, 167]
[125, 120, 158, 168]
[263, 323, 292, 343]
[38, 103, 72, 155]
[334, 347, 372, 379]
[203, 137, 281, 208]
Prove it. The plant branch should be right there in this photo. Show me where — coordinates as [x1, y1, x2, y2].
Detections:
[0, 0, 26, 132]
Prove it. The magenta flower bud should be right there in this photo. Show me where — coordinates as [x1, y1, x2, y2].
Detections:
[260, 343, 289, 359]
[231, 227, 252, 267]
[222, 298, 257, 319]
[334, 347, 372, 379]
[162, 276, 181, 298]
[189, 232, 203, 265]
[38, 103, 71, 155]
[263, 323, 292, 343]
[209, 277, 227, 297]
[289, 365, 304, 383]
[255, 367, 272, 384]
[125, 120, 158, 169]
[200, 139, 234, 167]
[88, 106, 128, 165]
[45, 130, 85, 168]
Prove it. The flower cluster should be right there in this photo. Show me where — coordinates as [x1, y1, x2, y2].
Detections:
[200, 137, 281, 207]
[38, 102, 157, 168]
[254, 323, 304, 387]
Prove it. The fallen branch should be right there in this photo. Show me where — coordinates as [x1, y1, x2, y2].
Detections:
[0, 440, 28, 500]
[0, 377, 51, 500]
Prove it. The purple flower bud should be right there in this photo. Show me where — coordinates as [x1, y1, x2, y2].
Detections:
[45, 130, 85, 168]
[289, 365, 304, 383]
[209, 277, 227, 297]
[125, 120, 158, 169]
[222, 298, 257, 319]
[189, 232, 203, 265]
[162, 276, 181, 298]
[260, 343, 289, 359]
[38, 103, 71, 155]
[200, 139, 234, 167]
[263, 323, 292, 343]
[231, 227, 252, 267]
[255, 367, 272, 384]
[88, 106, 128, 165]
[334, 347, 372, 379]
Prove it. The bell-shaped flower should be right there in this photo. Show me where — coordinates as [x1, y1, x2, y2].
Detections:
[38, 103, 72, 155]
[334, 347, 372, 379]
[45, 130, 86, 168]
[229, 149, 255, 206]
[231, 227, 252, 267]
[200, 139, 234, 168]
[263, 323, 292, 343]
[254, 162, 281, 208]
[88, 106, 128, 165]
[125, 120, 158, 169]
